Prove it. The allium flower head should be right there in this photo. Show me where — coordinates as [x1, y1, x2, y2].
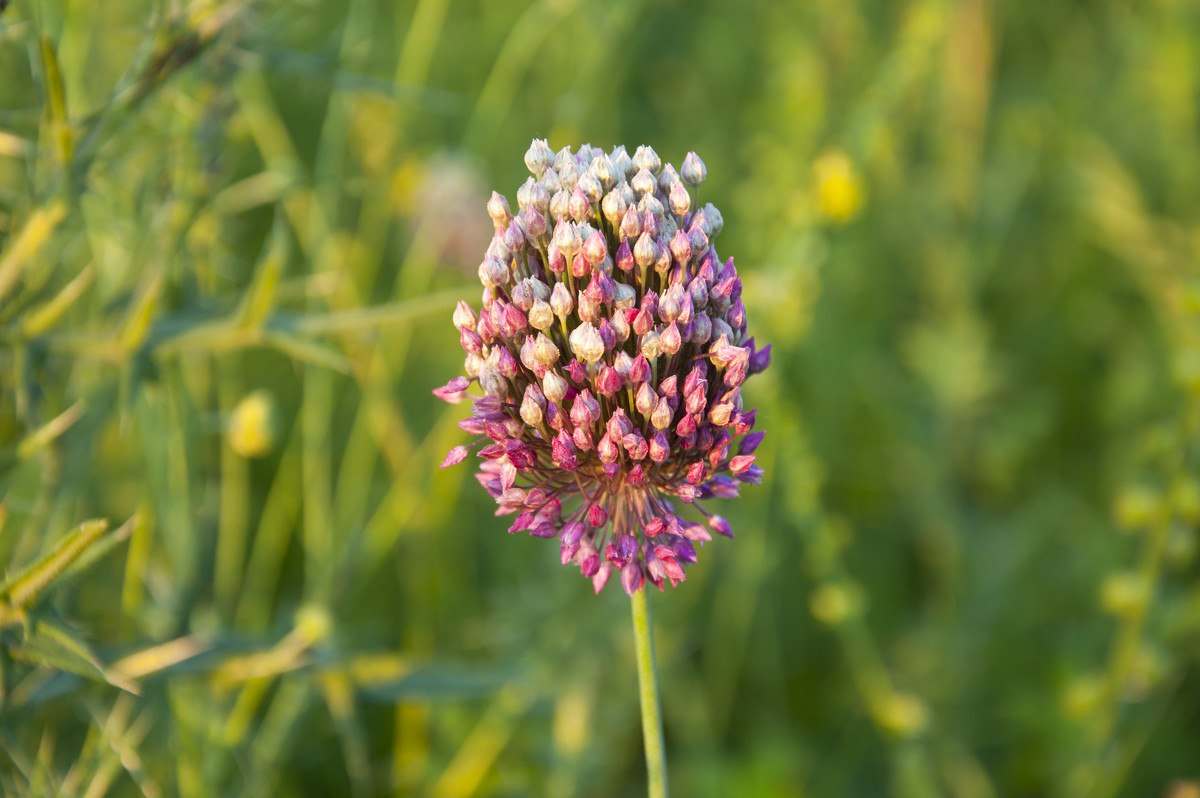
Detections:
[434, 141, 771, 595]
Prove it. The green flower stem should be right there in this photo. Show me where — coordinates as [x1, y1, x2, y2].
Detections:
[631, 586, 668, 798]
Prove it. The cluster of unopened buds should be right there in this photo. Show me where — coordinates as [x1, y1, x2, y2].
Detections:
[434, 140, 769, 595]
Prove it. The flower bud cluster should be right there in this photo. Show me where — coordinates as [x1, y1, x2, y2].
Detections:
[435, 140, 770, 594]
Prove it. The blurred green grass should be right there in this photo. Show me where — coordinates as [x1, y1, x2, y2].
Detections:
[2, 0, 1200, 795]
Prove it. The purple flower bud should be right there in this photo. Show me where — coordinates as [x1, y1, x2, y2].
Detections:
[708, 515, 734, 538]
[508, 279, 532, 312]
[597, 319, 616, 350]
[620, 205, 643, 240]
[729, 454, 756, 474]
[573, 425, 594, 451]
[660, 321, 682, 355]
[504, 220, 526, 252]
[522, 206, 548, 239]
[649, 430, 670, 463]
[547, 244, 567, 274]
[669, 228, 693, 265]
[440, 445, 469, 468]
[459, 328, 484, 355]
[433, 376, 471, 404]
[592, 562, 612, 593]
[569, 184, 591, 221]
[562, 539, 581, 564]
[607, 408, 633, 441]
[628, 354, 651, 383]
[739, 431, 764, 455]
[677, 483, 700, 503]
[627, 463, 647, 487]
[567, 359, 588, 383]
[582, 228, 608, 265]
[495, 346, 518, 378]
[749, 343, 771, 375]
[571, 251, 592, 280]
[596, 364, 622, 396]
[616, 238, 635, 271]
[632, 308, 655, 336]
[622, 431, 648, 461]
[588, 503, 609, 527]
[598, 433, 620, 463]
[676, 413, 698, 438]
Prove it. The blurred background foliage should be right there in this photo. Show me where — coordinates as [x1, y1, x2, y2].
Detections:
[2, 0, 1200, 795]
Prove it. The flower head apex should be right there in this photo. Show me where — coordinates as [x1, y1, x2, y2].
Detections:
[434, 141, 770, 594]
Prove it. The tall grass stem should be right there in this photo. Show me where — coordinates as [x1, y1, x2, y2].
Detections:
[631, 587, 668, 798]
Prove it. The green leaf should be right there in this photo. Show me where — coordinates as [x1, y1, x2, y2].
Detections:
[0, 519, 109, 612]
[7, 614, 138, 693]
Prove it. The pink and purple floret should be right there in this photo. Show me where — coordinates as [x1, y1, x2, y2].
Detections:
[434, 140, 769, 595]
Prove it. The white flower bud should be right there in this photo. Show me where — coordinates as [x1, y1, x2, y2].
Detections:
[487, 191, 512, 231]
[529, 298, 554, 330]
[528, 276, 550, 301]
[632, 145, 661, 175]
[543, 370, 568, 404]
[657, 163, 680, 196]
[534, 332, 560, 365]
[569, 321, 605, 363]
[577, 172, 603, 205]
[610, 308, 630, 342]
[614, 282, 637, 308]
[669, 181, 691, 216]
[550, 189, 570, 221]
[529, 181, 550, 212]
[640, 330, 663, 359]
[611, 145, 634, 179]
[631, 167, 657, 198]
[550, 282, 574, 317]
[541, 167, 562, 196]
[453, 301, 477, 331]
[703, 202, 724, 236]
[525, 138, 554, 176]
[553, 220, 582, 256]
[521, 392, 544, 426]
[577, 292, 602, 323]
[634, 232, 658, 268]
[516, 180, 534, 211]
[479, 365, 508, 399]
[592, 153, 618, 190]
[602, 188, 628, 228]
[681, 152, 707, 186]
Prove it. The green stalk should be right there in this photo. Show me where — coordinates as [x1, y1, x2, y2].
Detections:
[631, 586, 668, 798]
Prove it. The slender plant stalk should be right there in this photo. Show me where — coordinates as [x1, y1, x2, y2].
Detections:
[631, 587, 668, 798]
